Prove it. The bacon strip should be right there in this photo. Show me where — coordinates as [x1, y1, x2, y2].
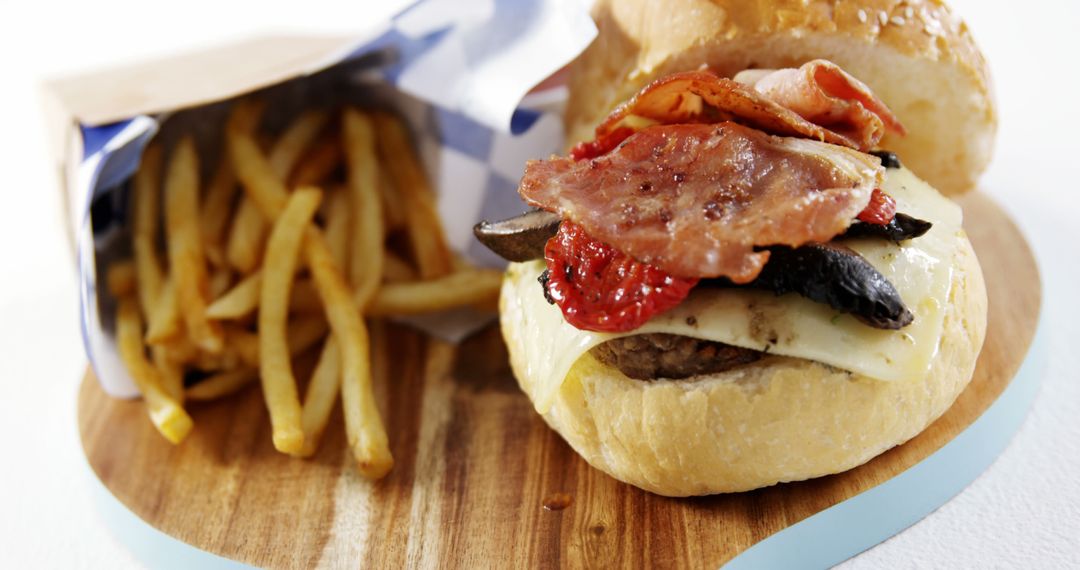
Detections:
[735, 60, 905, 151]
[521, 123, 883, 283]
[592, 70, 860, 152]
[588, 63, 904, 155]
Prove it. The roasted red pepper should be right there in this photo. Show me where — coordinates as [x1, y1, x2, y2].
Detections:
[542, 222, 698, 333]
[856, 188, 897, 225]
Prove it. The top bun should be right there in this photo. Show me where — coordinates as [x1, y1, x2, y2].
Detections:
[566, 0, 996, 195]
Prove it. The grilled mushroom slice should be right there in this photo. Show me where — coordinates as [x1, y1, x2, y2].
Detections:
[842, 213, 933, 242]
[473, 210, 560, 262]
[742, 243, 914, 329]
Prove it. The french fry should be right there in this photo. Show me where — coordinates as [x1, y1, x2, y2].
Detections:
[305, 232, 392, 477]
[152, 346, 186, 402]
[225, 198, 268, 274]
[298, 337, 341, 457]
[382, 251, 416, 283]
[164, 137, 224, 353]
[222, 314, 327, 369]
[323, 190, 351, 269]
[372, 112, 452, 279]
[132, 143, 165, 318]
[217, 99, 268, 272]
[259, 187, 323, 454]
[228, 127, 290, 216]
[206, 272, 324, 321]
[231, 118, 392, 477]
[201, 157, 237, 268]
[115, 297, 193, 444]
[367, 268, 503, 316]
[377, 168, 407, 231]
[186, 368, 258, 401]
[206, 270, 262, 320]
[342, 109, 384, 305]
[226, 110, 329, 274]
[270, 110, 329, 180]
[145, 272, 181, 345]
[291, 136, 343, 188]
[128, 125, 257, 417]
[209, 267, 233, 299]
[106, 260, 136, 297]
[157, 333, 234, 372]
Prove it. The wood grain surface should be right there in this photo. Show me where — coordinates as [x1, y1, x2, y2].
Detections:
[78, 192, 1041, 569]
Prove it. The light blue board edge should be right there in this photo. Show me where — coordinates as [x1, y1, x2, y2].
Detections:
[85, 324, 1045, 570]
[724, 320, 1047, 570]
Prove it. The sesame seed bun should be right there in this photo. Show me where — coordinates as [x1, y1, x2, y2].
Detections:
[566, 0, 996, 195]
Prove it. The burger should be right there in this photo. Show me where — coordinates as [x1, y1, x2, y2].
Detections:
[475, 0, 993, 496]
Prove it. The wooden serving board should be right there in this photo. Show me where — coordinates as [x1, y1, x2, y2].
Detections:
[79, 192, 1040, 569]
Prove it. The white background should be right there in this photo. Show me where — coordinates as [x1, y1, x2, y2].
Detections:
[0, 1, 1077, 568]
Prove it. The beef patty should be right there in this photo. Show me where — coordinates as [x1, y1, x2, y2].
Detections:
[590, 333, 763, 380]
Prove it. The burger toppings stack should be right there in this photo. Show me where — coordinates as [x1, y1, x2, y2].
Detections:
[477, 59, 931, 334]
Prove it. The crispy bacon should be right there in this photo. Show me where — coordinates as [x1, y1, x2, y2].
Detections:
[587, 63, 903, 155]
[591, 70, 861, 151]
[520, 123, 883, 283]
[734, 60, 905, 151]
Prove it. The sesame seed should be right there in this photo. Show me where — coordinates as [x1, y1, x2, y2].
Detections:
[857, 8, 868, 23]
[905, 6, 914, 19]
[891, 16, 906, 26]
[878, 11, 888, 26]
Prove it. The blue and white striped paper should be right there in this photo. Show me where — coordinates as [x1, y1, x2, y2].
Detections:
[77, 0, 596, 397]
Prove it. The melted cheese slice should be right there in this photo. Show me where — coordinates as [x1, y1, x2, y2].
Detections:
[502, 167, 963, 413]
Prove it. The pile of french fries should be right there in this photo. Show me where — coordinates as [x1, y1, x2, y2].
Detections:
[106, 99, 502, 479]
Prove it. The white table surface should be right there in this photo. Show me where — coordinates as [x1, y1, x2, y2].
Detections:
[1, 1, 1077, 568]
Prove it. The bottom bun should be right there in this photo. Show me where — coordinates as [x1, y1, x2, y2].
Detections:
[500, 237, 987, 496]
